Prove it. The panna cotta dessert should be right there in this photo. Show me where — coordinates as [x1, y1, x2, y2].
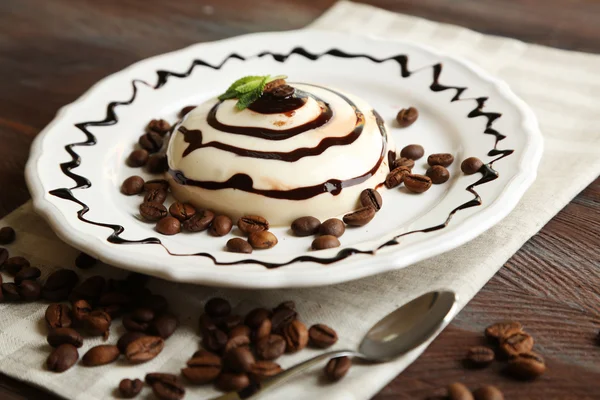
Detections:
[166, 77, 396, 225]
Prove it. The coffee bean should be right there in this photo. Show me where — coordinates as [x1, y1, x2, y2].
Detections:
[248, 231, 278, 249]
[255, 334, 286, 360]
[485, 321, 522, 341]
[182, 351, 222, 384]
[271, 307, 297, 333]
[47, 327, 83, 348]
[274, 301, 296, 313]
[202, 328, 228, 353]
[0, 247, 8, 266]
[224, 335, 251, 354]
[472, 385, 504, 400]
[224, 346, 255, 373]
[182, 209, 215, 232]
[253, 318, 272, 342]
[237, 215, 270, 235]
[507, 351, 546, 379]
[127, 149, 149, 167]
[396, 107, 419, 127]
[70, 299, 92, 322]
[144, 179, 170, 192]
[392, 157, 415, 170]
[18, 280, 42, 301]
[46, 303, 72, 329]
[283, 320, 308, 353]
[152, 378, 186, 400]
[144, 189, 168, 204]
[147, 119, 171, 135]
[199, 313, 217, 336]
[210, 215, 233, 236]
[400, 144, 425, 160]
[140, 202, 168, 222]
[156, 216, 181, 235]
[319, 218, 345, 237]
[500, 330, 534, 356]
[230, 325, 251, 339]
[466, 346, 495, 367]
[121, 176, 145, 195]
[325, 356, 351, 381]
[70, 275, 106, 304]
[404, 174, 432, 193]
[0, 227, 15, 245]
[448, 382, 474, 400]
[82, 344, 120, 366]
[461, 157, 483, 175]
[99, 291, 131, 308]
[117, 332, 147, 354]
[216, 372, 250, 392]
[47, 344, 78, 373]
[428, 153, 454, 167]
[426, 165, 450, 184]
[119, 378, 143, 398]
[245, 308, 271, 329]
[123, 313, 151, 332]
[4, 256, 29, 275]
[83, 310, 111, 336]
[147, 153, 169, 174]
[150, 313, 179, 339]
[248, 360, 283, 382]
[145, 373, 180, 386]
[312, 235, 340, 250]
[126, 335, 164, 363]
[385, 166, 411, 188]
[179, 105, 196, 118]
[42, 269, 79, 301]
[343, 206, 376, 226]
[291, 216, 321, 237]
[205, 297, 231, 318]
[169, 202, 196, 221]
[15, 266, 41, 285]
[309, 324, 338, 348]
[215, 314, 242, 333]
[2, 282, 20, 301]
[139, 131, 163, 153]
[359, 189, 383, 211]
[226, 238, 253, 254]
[75, 252, 97, 269]
[139, 293, 169, 314]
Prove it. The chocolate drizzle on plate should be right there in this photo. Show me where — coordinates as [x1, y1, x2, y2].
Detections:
[49, 47, 514, 269]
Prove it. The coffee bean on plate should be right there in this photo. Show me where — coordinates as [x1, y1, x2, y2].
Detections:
[400, 144, 425, 160]
[226, 238, 253, 254]
[283, 320, 308, 353]
[472, 385, 504, 400]
[182, 209, 215, 232]
[47, 344, 78, 373]
[2, 282, 20, 301]
[119, 378, 144, 398]
[238, 215, 269, 235]
[271, 84, 295, 98]
[215, 372, 250, 392]
[484, 321, 522, 341]
[144, 179, 170, 192]
[15, 266, 41, 285]
[291, 216, 321, 236]
[121, 176, 145, 195]
[466, 346, 495, 367]
[319, 218, 345, 237]
[392, 157, 415, 170]
[271, 307, 297, 333]
[4, 256, 30, 275]
[224, 346, 255, 373]
[325, 356, 351, 381]
[140, 202, 168, 221]
[147, 119, 171, 136]
[149, 313, 179, 339]
[343, 206, 376, 226]
[428, 153, 454, 167]
[359, 189, 382, 211]
[210, 215, 233, 236]
[461, 157, 484, 175]
[182, 351, 222, 384]
[117, 332, 147, 354]
[248, 231, 278, 249]
[139, 131, 163, 153]
[447, 382, 474, 400]
[396, 107, 419, 127]
[404, 174, 432, 193]
[309, 324, 338, 348]
[179, 105, 196, 118]
[47, 327, 83, 348]
[46, 303, 72, 329]
[507, 351, 546, 379]
[82, 344, 120, 366]
[75, 252, 97, 269]
[205, 298, 231, 318]
[169, 202, 196, 221]
[230, 325, 252, 339]
[18, 280, 42, 301]
[126, 335, 164, 363]
[127, 149, 149, 167]
[426, 165, 450, 184]
[0, 226, 16, 244]
[42, 269, 79, 301]
[311, 235, 340, 252]
[255, 334, 286, 360]
[202, 329, 228, 353]
[147, 153, 169, 174]
[248, 360, 283, 382]
[144, 189, 168, 204]
[156, 216, 181, 235]
[500, 330, 534, 356]
[83, 310, 111, 336]
[151, 376, 185, 400]
[385, 166, 411, 189]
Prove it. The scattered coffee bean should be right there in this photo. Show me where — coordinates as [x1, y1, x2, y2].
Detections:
[169, 202, 196, 221]
[18, 280, 42, 301]
[147, 119, 171, 136]
[121, 176, 145, 195]
[507, 351, 546, 379]
[404, 174, 432, 193]
[248, 231, 278, 249]
[224, 335, 251, 354]
[309, 324, 338, 348]
[0, 227, 16, 244]
[45, 303, 72, 329]
[82, 344, 120, 366]
[83, 310, 111, 336]
[117, 332, 147, 354]
[202, 328, 228, 353]
[472, 385, 504, 400]
[75, 252, 97, 269]
[99, 291, 131, 308]
[291, 216, 321, 237]
[215, 372, 250, 392]
[150, 313, 179, 339]
[400, 144, 425, 160]
[248, 360, 283, 382]
[199, 313, 217, 336]
[245, 308, 271, 329]
[182, 209, 214, 232]
[123, 308, 154, 332]
[216, 314, 242, 333]
[311, 235, 341, 251]
[325, 356, 351, 381]
[119, 378, 144, 398]
[47, 327, 83, 348]
[179, 105, 196, 118]
[253, 318, 272, 342]
[255, 334, 286, 360]
[139, 293, 169, 314]
[47, 344, 78, 373]
[343, 206, 376, 226]
[226, 238, 253, 254]
[466, 346, 495, 367]
[127, 149, 149, 167]
[360, 188, 383, 211]
[271, 307, 297, 333]
[283, 320, 308, 353]
[182, 351, 222, 384]
[224, 346, 256, 373]
[147, 153, 169, 174]
[205, 298, 231, 318]
[156, 216, 181, 235]
[71, 299, 92, 322]
[2, 282, 20, 301]
[319, 218, 345, 237]
[428, 153, 454, 167]
[461, 157, 484, 175]
[144, 189, 168, 204]
[144, 179, 170, 192]
[500, 330, 534, 356]
[210, 215, 233, 236]
[484, 321, 522, 341]
[396, 107, 419, 127]
[139, 131, 163, 153]
[385, 166, 411, 188]
[145, 372, 180, 386]
[140, 202, 168, 222]
[392, 157, 415, 169]
[15, 266, 41, 285]
[4, 256, 30, 275]
[238, 215, 269, 235]
[42, 269, 79, 301]
[230, 325, 252, 339]
[447, 382, 474, 400]
[126, 335, 165, 363]
[70, 275, 106, 304]
[426, 165, 450, 184]
[0, 247, 8, 266]
[151, 376, 185, 400]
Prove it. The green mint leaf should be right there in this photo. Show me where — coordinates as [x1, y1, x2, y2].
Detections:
[234, 76, 268, 94]
[218, 74, 286, 110]
[225, 75, 262, 93]
[235, 76, 269, 110]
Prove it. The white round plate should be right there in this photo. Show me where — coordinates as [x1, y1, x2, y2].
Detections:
[26, 30, 542, 288]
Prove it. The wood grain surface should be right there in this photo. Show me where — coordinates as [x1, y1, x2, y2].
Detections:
[0, 0, 599, 399]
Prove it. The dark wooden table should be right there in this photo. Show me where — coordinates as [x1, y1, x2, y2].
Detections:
[1, 0, 599, 398]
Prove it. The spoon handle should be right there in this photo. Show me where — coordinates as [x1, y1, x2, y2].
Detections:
[211, 349, 360, 400]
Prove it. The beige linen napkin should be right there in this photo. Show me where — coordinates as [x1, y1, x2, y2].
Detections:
[1, 2, 599, 399]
